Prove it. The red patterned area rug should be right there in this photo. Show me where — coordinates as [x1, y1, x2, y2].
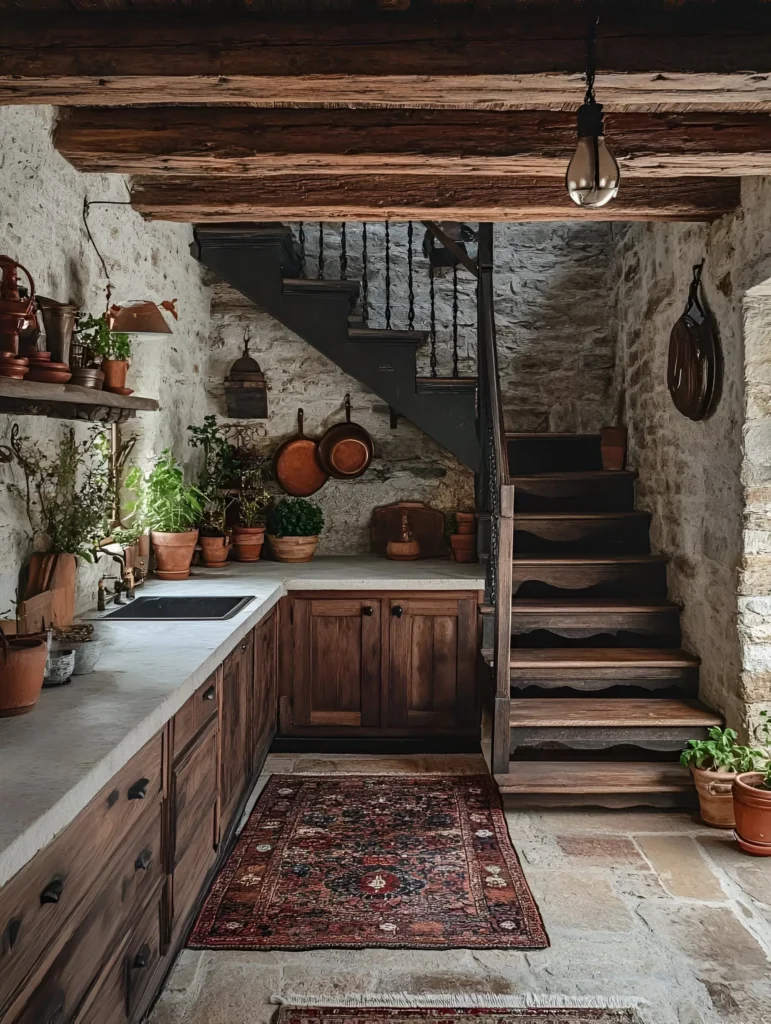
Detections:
[188, 774, 548, 950]
[276, 1009, 639, 1024]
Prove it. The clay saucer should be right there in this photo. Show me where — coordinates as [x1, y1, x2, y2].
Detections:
[105, 386, 134, 396]
[27, 351, 52, 362]
[26, 366, 73, 384]
[735, 831, 771, 857]
[0, 354, 29, 380]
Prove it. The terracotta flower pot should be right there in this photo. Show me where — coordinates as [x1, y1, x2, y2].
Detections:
[733, 771, 771, 855]
[600, 426, 627, 472]
[233, 525, 266, 563]
[268, 534, 319, 563]
[151, 529, 199, 580]
[455, 512, 477, 536]
[0, 637, 48, 717]
[101, 358, 129, 392]
[450, 533, 477, 563]
[690, 765, 737, 828]
[200, 534, 232, 568]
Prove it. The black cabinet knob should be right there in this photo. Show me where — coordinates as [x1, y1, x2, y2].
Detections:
[133, 944, 151, 970]
[40, 878, 64, 905]
[202, 685, 216, 702]
[5, 918, 21, 950]
[134, 848, 152, 872]
[128, 778, 149, 801]
[392, 605, 403, 618]
[362, 606, 374, 616]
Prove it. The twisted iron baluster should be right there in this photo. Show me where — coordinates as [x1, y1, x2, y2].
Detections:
[318, 222, 325, 279]
[362, 222, 369, 326]
[298, 222, 306, 278]
[340, 222, 348, 280]
[385, 221, 391, 330]
[452, 261, 459, 378]
[429, 234, 437, 377]
[407, 221, 415, 330]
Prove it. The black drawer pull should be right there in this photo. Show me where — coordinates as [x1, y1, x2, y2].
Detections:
[202, 685, 216, 701]
[362, 605, 374, 616]
[6, 918, 21, 949]
[40, 878, 64, 905]
[128, 778, 149, 801]
[133, 944, 151, 970]
[134, 848, 152, 872]
[392, 605, 403, 618]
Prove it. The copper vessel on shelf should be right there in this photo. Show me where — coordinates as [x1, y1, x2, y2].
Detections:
[37, 297, 78, 367]
[0, 255, 35, 379]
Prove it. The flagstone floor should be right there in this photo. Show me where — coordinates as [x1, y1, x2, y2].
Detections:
[150, 754, 771, 1024]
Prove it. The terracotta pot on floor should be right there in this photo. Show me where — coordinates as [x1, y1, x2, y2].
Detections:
[450, 533, 477, 563]
[455, 512, 477, 536]
[268, 534, 319, 563]
[232, 525, 266, 563]
[101, 358, 129, 392]
[200, 534, 232, 568]
[600, 426, 628, 471]
[733, 771, 771, 855]
[690, 765, 737, 828]
[0, 637, 48, 716]
[151, 529, 199, 580]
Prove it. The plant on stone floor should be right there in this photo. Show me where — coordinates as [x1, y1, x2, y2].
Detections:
[77, 313, 131, 362]
[125, 449, 203, 534]
[680, 727, 765, 774]
[1, 423, 112, 560]
[267, 497, 324, 538]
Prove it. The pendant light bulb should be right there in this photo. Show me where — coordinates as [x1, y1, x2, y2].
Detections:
[565, 102, 620, 209]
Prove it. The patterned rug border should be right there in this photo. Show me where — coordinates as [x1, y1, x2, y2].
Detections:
[274, 997, 642, 1011]
[274, 1006, 642, 1024]
[189, 774, 549, 952]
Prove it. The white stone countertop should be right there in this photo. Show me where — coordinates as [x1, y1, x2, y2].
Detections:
[0, 557, 484, 888]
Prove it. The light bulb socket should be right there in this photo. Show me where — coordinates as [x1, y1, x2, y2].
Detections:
[576, 101, 605, 139]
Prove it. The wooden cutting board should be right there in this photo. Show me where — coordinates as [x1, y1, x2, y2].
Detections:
[370, 501, 449, 559]
[49, 553, 77, 627]
[18, 591, 54, 634]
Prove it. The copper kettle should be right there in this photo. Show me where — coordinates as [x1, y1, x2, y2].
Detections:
[0, 255, 35, 356]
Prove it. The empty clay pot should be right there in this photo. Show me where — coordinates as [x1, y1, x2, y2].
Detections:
[450, 533, 477, 563]
[733, 771, 771, 855]
[600, 426, 628, 472]
[151, 529, 199, 580]
[690, 765, 737, 828]
[232, 525, 266, 563]
[268, 534, 319, 563]
[200, 534, 232, 568]
[454, 512, 477, 536]
[0, 637, 48, 716]
[102, 359, 129, 392]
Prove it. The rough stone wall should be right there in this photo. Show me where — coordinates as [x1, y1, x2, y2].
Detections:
[611, 178, 771, 737]
[0, 106, 212, 617]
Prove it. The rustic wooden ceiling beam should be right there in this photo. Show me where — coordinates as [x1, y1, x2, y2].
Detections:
[54, 107, 771, 178]
[129, 174, 740, 223]
[4, 7, 771, 109]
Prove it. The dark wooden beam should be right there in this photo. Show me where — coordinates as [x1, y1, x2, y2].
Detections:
[129, 174, 740, 223]
[55, 107, 771, 178]
[4, 7, 771, 108]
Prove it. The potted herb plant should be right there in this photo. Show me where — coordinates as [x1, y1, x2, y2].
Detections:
[680, 727, 765, 828]
[126, 450, 203, 580]
[732, 711, 771, 855]
[188, 417, 241, 567]
[233, 465, 273, 562]
[267, 497, 324, 563]
[0, 625, 48, 717]
[446, 510, 477, 563]
[78, 313, 132, 393]
[199, 495, 233, 568]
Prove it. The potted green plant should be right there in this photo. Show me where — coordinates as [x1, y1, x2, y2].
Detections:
[233, 465, 273, 562]
[198, 494, 233, 568]
[680, 727, 765, 828]
[78, 313, 132, 393]
[0, 625, 49, 717]
[126, 450, 203, 580]
[267, 497, 324, 563]
[188, 417, 242, 567]
[446, 510, 477, 563]
[732, 711, 771, 855]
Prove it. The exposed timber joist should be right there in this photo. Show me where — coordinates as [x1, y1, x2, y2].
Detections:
[4, 8, 771, 110]
[130, 174, 740, 223]
[55, 107, 771, 178]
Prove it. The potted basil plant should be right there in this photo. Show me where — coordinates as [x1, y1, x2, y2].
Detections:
[680, 727, 765, 828]
[732, 711, 771, 855]
[267, 498, 324, 563]
[78, 313, 132, 393]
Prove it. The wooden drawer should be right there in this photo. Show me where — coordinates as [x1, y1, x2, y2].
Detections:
[72, 933, 131, 1024]
[124, 895, 164, 1020]
[172, 672, 219, 760]
[170, 804, 218, 948]
[0, 734, 164, 1017]
[11, 800, 164, 1023]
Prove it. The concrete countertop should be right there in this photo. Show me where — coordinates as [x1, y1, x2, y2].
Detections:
[0, 557, 485, 889]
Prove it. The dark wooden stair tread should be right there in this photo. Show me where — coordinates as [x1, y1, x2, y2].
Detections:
[511, 599, 680, 612]
[506, 648, 700, 669]
[511, 471, 637, 481]
[512, 555, 666, 565]
[506, 432, 601, 439]
[515, 512, 650, 521]
[415, 376, 478, 393]
[348, 327, 428, 344]
[495, 761, 693, 794]
[283, 278, 360, 294]
[509, 698, 720, 728]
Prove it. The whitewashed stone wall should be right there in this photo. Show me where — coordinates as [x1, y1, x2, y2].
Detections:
[0, 106, 212, 617]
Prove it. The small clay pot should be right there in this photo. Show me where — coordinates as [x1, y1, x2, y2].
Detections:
[102, 359, 129, 392]
[200, 534, 232, 568]
[233, 525, 266, 563]
[690, 765, 737, 828]
[733, 771, 771, 855]
[268, 534, 319, 563]
[450, 533, 477, 563]
[601, 426, 627, 472]
[454, 513, 477, 536]
[0, 637, 48, 716]
[151, 529, 199, 580]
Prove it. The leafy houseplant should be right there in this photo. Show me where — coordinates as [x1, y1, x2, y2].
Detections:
[126, 450, 203, 580]
[267, 497, 324, 563]
[188, 416, 241, 499]
[681, 727, 766, 828]
[232, 465, 273, 563]
[732, 711, 771, 855]
[78, 313, 132, 392]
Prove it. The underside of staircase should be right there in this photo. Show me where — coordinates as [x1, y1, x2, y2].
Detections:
[192, 224, 479, 471]
[485, 432, 720, 808]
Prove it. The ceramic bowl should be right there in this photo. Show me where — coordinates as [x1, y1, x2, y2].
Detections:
[72, 639, 105, 675]
[43, 649, 76, 687]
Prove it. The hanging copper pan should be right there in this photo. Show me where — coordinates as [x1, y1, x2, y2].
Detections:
[318, 393, 374, 479]
[273, 409, 328, 497]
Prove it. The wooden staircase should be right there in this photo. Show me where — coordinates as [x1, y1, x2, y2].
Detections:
[485, 432, 720, 808]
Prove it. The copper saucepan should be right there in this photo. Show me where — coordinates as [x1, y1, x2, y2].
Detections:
[273, 409, 328, 497]
[318, 393, 374, 479]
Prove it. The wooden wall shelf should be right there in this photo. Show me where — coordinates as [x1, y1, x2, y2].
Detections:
[0, 378, 159, 423]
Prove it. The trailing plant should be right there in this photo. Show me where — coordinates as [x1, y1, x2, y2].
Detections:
[125, 450, 203, 534]
[1, 423, 112, 560]
[680, 727, 765, 774]
[77, 313, 131, 361]
[187, 416, 241, 498]
[237, 465, 273, 528]
[268, 497, 324, 538]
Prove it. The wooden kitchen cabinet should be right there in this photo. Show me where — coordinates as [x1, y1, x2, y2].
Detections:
[251, 608, 278, 762]
[219, 630, 254, 825]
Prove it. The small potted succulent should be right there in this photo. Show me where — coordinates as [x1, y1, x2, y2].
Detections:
[446, 511, 477, 563]
[233, 466, 273, 562]
[732, 711, 771, 855]
[78, 313, 132, 393]
[126, 450, 203, 580]
[680, 726, 765, 828]
[267, 497, 324, 563]
[0, 625, 48, 717]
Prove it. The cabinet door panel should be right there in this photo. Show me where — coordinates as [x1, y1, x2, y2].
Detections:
[252, 609, 277, 767]
[219, 633, 254, 824]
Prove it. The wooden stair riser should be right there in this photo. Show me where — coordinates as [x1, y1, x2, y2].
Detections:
[514, 516, 651, 555]
[509, 725, 712, 752]
[512, 560, 668, 599]
[507, 434, 602, 475]
[481, 608, 681, 649]
[512, 474, 636, 513]
[509, 665, 700, 693]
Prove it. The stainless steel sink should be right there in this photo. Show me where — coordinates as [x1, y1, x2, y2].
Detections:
[103, 595, 255, 620]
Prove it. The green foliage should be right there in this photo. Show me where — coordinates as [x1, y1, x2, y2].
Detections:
[237, 465, 273, 528]
[77, 313, 131, 361]
[4, 425, 112, 560]
[187, 416, 241, 497]
[267, 497, 324, 538]
[126, 450, 203, 534]
[680, 727, 765, 774]
[199, 493, 233, 537]
[110, 524, 144, 547]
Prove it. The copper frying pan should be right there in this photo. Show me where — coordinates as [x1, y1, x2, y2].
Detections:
[274, 409, 328, 497]
[318, 394, 374, 479]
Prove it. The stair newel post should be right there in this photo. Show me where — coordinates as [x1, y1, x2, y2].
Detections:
[428, 233, 437, 377]
[318, 222, 325, 279]
[407, 221, 415, 331]
[452, 261, 459, 378]
[362, 222, 369, 326]
[298, 222, 306, 278]
[340, 222, 348, 280]
[384, 221, 392, 330]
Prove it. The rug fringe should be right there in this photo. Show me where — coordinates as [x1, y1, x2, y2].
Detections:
[273, 993, 643, 1010]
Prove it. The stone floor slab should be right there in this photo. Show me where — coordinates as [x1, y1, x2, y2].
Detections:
[635, 836, 726, 900]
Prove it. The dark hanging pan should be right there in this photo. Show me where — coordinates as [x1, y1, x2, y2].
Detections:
[318, 393, 374, 479]
[667, 261, 721, 421]
[273, 409, 328, 497]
